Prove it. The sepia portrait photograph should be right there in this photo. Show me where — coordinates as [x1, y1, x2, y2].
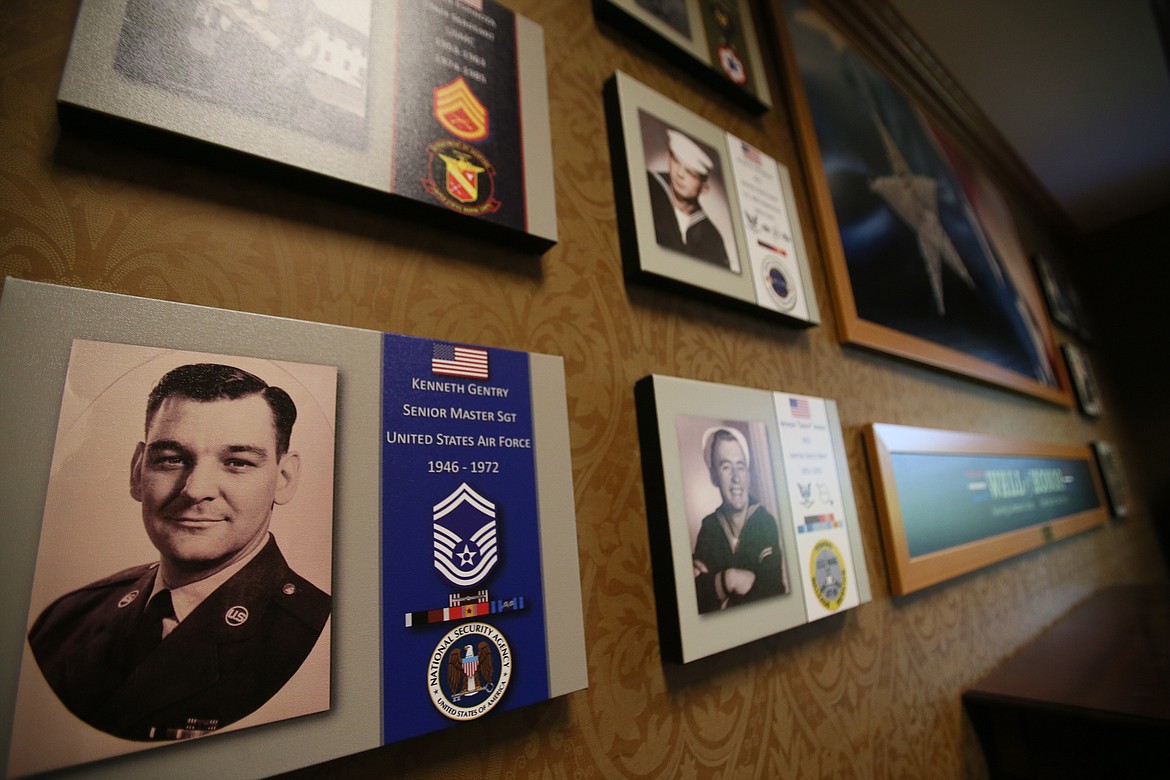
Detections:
[11, 339, 337, 772]
[674, 414, 789, 616]
[639, 109, 740, 273]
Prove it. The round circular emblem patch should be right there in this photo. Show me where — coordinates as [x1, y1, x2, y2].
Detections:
[762, 256, 798, 311]
[428, 621, 512, 721]
[809, 539, 847, 611]
[421, 139, 502, 217]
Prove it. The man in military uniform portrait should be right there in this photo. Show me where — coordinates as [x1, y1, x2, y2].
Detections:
[692, 426, 786, 614]
[27, 359, 333, 742]
[646, 126, 732, 269]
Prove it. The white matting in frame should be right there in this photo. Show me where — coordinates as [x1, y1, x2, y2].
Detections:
[635, 374, 869, 663]
[607, 71, 819, 326]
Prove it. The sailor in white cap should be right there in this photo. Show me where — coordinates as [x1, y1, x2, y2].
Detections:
[647, 128, 730, 267]
[691, 426, 786, 613]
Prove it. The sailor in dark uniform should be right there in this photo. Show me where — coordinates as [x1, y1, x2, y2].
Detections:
[692, 427, 786, 613]
[647, 128, 731, 268]
[28, 363, 330, 741]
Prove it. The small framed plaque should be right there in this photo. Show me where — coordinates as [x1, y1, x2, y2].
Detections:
[1033, 253, 1090, 338]
[635, 374, 870, 663]
[594, 0, 773, 112]
[57, 0, 557, 250]
[0, 279, 586, 777]
[1092, 441, 1131, 518]
[865, 423, 1109, 596]
[606, 72, 819, 326]
[1061, 343, 1103, 418]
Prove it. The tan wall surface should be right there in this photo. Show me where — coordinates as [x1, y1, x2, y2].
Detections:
[1, 1, 1163, 777]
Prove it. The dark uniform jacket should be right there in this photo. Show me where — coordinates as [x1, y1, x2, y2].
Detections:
[693, 504, 785, 614]
[28, 535, 330, 740]
[647, 170, 730, 268]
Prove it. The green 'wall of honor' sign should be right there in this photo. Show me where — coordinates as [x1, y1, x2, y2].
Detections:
[890, 454, 1101, 558]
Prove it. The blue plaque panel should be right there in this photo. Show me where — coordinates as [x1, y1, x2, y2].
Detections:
[380, 334, 549, 743]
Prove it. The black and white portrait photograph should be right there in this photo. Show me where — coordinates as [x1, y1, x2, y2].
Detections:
[13, 340, 336, 768]
[639, 109, 740, 272]
[114, 0, 371, 149]
[674, 415, 789, 615]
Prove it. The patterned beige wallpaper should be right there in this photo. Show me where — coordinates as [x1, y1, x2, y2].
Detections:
[1, 1, 1163, 777]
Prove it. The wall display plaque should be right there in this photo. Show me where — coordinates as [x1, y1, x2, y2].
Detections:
[635, 374, 870, 663]
[58, 0, 557, 250]
[0, 279, 586, 779]
[1061, 343, 1102, 418]
[865, 423, 1108, 596]
[774, 0, 1072, 405]
[606, 72, 820, 326]
[594, 0, 773, 112]
[1033, 253, 1092, 341]
[1092, 441, 1131, 518]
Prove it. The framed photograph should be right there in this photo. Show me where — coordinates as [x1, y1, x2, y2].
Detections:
[774, 0, 1073, 405]
[865, 423, 1109, 596]
[636, 374, 870, 663]
[1062, 343, 1103, 418]
[1092, 441, 1131, 518]
[594, 0, 773, 112]
[0, 280, 585, 777]
[1034, 253, 1092, 340]
[57, 0, 557, 250]
[606, 72, 820, 326]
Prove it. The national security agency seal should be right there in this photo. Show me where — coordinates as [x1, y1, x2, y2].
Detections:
[428, 621, 512, 721]
[762, 256, 798, 311]
[809, 539, 847, 610]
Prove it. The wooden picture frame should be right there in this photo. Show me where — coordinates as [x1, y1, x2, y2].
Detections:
[865, 423, 1108, 596]
[605, 72, 820, 326]
[595, 0, 773, 112]
[772, 0, 1073, 405]
[636, 374, 870, 663]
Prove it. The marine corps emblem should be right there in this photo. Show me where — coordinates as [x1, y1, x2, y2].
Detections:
[422, 140, 502, 216]
[433, 76, 489, 142]
[433, 482, 499, 588]
[428, 621, 512, 721]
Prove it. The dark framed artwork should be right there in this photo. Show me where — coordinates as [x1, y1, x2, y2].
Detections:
[57, 0, 558, 250]
[774, 0, 1073, 405]
[606, 72, 820, 325]
[0, 279, 586, 777]
[865, 423, 1108, 596]
[1062, 343, 1103, 418]
[1092, 441, 1131, 518]
[636, 374, 870, 663]
[1034, 253, 1092, 340]
[595, 0, 773, 112]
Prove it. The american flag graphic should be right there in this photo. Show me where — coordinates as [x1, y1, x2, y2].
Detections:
[741, 142, 762, 164]
[432, 344, 489, 379]
[789, 397, 811, 418]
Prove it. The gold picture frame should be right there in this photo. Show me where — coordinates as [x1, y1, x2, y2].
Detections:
[865, 423, 1108, 596]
